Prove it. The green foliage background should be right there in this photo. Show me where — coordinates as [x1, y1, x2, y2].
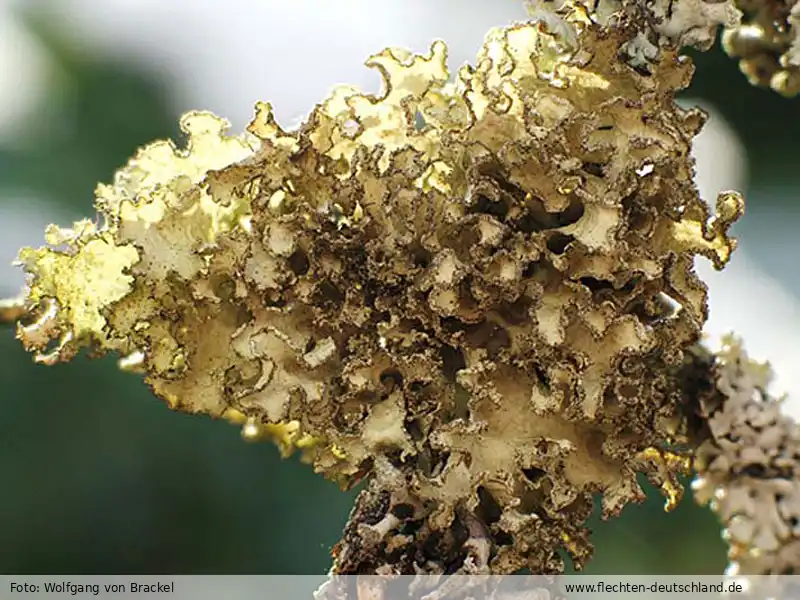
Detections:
[1, 9, 797, 575]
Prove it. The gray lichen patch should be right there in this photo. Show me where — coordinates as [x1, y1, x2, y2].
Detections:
[693, 336, 800, 576]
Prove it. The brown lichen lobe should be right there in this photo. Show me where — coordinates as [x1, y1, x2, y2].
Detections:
[13, 4, 743, 573]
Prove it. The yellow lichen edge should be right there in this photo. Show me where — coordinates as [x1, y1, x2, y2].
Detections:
[13, 110, 329, 460]
[16, 112, 259, 362]
[12, 111, 322, 457]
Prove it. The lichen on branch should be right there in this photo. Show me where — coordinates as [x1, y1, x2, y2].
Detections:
[7, 0, 758, 575]
[693, 337, 800, 576]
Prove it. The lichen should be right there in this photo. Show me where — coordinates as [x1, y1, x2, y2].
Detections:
[721, 0, 800, 96]
[9, 1, 749, 575]
[526, 0, 742, 65]
[693, 336, 800, 576]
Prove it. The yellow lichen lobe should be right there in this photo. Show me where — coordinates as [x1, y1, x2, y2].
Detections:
[17, 233, 138, 358]
[14, 111, 259, 364]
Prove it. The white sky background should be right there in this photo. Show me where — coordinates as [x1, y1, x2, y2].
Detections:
[1, 0, 800, 415]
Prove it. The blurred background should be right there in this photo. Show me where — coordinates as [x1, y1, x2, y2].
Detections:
[1, 0, 798, 575]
